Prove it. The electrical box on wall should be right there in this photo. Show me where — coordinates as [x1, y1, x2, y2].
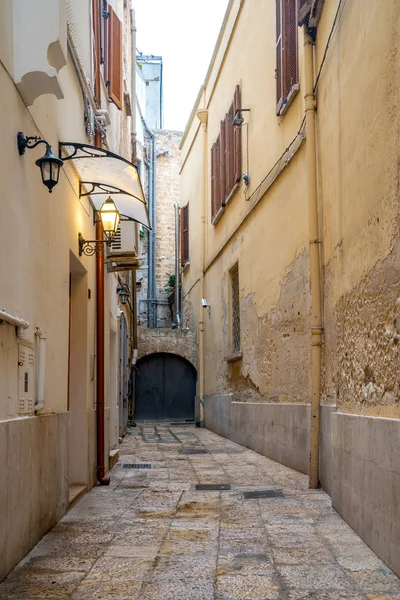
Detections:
[18, 344, 35, 415]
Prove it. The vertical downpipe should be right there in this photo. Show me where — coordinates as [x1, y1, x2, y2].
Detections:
[304, 32, 323, 489]
[151, 135, 157, 328]
[96, 219, 110, 485]
[174, 203, 181, 327]
[198, 106, 208, 425]
[93, 0, 109, 484]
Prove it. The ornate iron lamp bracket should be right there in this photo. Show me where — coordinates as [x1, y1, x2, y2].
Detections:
[79, 233, 111, 257]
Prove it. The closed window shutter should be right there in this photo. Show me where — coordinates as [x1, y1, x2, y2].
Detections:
[219, 120, 226, 207]
[233, 85, 242, 183]
[224, 113, 232, 198]
[276, 0, 298, 113]
[108, 6, 123, 110]
[276, 0, 283, 109]
[283, 0, 298, 100]
[211, 142, 218, 220]
[180, 204, 189, 265]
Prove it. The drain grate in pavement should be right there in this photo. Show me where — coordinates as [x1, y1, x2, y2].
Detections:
[180, 449, 208, 455]
[243, 489, 284, 499]
[122, 463, 152, 469]
[210, 448, 242, 454]
[196, 484, 231, 491]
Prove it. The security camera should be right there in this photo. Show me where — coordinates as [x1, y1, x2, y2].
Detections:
[201, 298, 209, 308]
[242, 173, 250, 186]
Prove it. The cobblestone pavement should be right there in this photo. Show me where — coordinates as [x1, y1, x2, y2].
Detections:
[1, 424, 400, 600]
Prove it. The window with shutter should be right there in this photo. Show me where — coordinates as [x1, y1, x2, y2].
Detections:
[100, 1, 109, 81]
[108, 6, 123, 110]
[276, 0, 299, 115]
[180, 204, 189, 266]
[233, 85, 242, 183]
[210, 86, 242, 224]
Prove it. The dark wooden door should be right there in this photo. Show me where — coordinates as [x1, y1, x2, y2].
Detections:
[134, 353, 196, 420]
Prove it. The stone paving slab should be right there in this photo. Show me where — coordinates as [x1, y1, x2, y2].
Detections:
[0, 424, 400, 599]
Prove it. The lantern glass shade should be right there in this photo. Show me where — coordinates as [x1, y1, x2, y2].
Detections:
[100, 198, 120, 241]
[35, 146, 63, 193]
[119, 289, 128, 305]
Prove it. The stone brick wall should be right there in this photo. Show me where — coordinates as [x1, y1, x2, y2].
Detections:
[138, 326, 197, 370]
[155, 130, 182, 327]
[136, 129, 182, 328]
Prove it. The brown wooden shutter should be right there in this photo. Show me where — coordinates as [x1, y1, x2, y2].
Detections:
[276, 0, 283, 110]
[181, 204, 189, 265]
[282, 0, 298, 101]
[108, 6, 123, 109]
[233, 85, 242, 183]
[219, 120, 226, 206]
[224, 113, 232, 198]
[211, 143, 217, 220]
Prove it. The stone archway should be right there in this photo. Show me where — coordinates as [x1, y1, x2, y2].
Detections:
[134, 353, 197, 421]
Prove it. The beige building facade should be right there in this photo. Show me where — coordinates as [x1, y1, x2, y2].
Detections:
[0, 0, 143, 581]
[181, 0, 400, 576]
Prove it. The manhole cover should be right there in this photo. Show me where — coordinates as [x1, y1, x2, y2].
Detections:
[196, 484, 231, 491]
[180, 449, 208, 455]
[243, 490, 284, 499]
[122, 463, 152, 469]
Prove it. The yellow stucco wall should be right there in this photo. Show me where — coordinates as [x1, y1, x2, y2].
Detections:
[317, 0, 400, 417]
[181, 0, 311, 403]
[181, 0, 400, 416]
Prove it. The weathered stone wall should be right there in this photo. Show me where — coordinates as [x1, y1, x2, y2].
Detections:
[138, 326, 197, 370]
[155, 130, 182, 327]
[136, 129, 182, 328]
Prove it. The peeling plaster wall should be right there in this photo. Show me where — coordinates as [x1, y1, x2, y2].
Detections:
[317, 0, 400, 418]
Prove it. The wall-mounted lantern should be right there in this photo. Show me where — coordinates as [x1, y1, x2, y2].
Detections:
[17, 132, 63, 193]
[117, 287, 129, 305]
[79, 197, 120, 256]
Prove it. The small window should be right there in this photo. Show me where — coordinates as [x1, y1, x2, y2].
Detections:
[230, 264, 240, 354]
[211, 86, 242, 223]
[276, 0, 299, 115]
[180, 204, 189, 266]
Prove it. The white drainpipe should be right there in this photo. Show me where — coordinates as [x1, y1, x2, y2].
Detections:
[35, 327, 47, 413]
[0, 309, 29, 339]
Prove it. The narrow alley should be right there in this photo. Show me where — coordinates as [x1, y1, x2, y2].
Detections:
[1, 425, 399, 600]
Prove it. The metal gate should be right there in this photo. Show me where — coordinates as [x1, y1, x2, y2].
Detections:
[134, 353, 196, 420]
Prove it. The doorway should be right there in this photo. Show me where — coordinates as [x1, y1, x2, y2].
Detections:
[134, 353, 196, 420]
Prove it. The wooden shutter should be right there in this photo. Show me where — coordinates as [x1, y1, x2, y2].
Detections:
[233, 85, 242, 183]
[180, 204, 189, 265]
[108, 6, 123, 109]
[276, 0, 299, 113]
[298, 0, 312, 25]
[276, 0, 283, 109]
[219, 119, 226, 206]
[224, 113, 232, 198]
[283, 0, 298, 100]
[211, 142, 218, 220]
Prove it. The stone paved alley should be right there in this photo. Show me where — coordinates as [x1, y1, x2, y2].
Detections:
[1, 424, 400, 600]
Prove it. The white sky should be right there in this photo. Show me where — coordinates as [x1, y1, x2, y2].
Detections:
[133, 0, 229, 131]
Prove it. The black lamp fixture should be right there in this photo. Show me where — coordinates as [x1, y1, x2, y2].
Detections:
[117, 287, 129, 305]
[232, 108, 250, 127]
[79, 197, 120, 256]
[17, 132, 63, 193]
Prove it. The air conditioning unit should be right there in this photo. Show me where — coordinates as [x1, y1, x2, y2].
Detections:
[105, 220, 139, 272]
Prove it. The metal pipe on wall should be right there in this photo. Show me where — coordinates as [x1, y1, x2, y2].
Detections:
[95, 218, 110, 485]
[198, 104, 208, 426]
[174, 203, 181, 328]
[141, 116, 157, 328]
[304, 32, 323, 489]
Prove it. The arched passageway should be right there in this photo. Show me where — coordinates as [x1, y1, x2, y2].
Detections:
[134, 353, 196, 420]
